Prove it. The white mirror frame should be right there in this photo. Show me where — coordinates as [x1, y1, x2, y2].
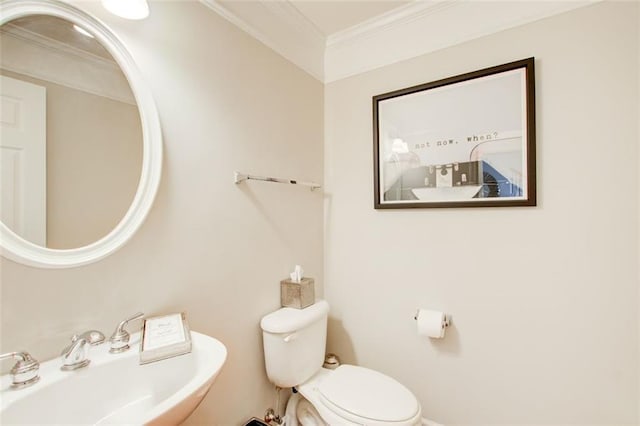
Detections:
[0, 0, 162, 268]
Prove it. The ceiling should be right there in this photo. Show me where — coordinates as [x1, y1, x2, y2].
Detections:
[2, 1, 601, 84]
[203, 0, 598, 83]
[287, 0, 412, 36]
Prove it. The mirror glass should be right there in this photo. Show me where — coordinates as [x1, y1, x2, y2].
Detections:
[0, 14, 142, 250]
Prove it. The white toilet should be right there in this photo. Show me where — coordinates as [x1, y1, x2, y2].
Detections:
[261, 300, 423, 426]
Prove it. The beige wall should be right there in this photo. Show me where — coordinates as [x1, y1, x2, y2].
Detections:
[0, 69, 142, 249]
[324, 2, 638, 425]
[0, 1, 323, 425]
[44, 77, 142, 249]
[637, 2, 640, 418]
[1, 1, 638, 425]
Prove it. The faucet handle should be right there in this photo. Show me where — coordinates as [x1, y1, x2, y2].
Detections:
[0, 351, 40, 388]
[109, 312, 144, 353]
[77, 330, 105, 346]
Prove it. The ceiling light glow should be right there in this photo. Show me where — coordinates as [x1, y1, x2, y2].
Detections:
[101, 0, 149, 20]
[391, 138, 409, 154]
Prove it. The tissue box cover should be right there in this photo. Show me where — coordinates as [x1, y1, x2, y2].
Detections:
[280, 277, 315, 309]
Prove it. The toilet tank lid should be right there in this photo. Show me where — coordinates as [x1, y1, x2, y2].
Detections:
[261, 300, 329, 334]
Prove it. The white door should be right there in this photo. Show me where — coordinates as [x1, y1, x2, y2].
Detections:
[0, 75, 46, 246]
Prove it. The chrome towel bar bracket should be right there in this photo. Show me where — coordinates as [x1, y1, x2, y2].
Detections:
[234, 172, 321, 191]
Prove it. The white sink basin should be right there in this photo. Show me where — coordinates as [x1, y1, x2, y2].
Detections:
[0, 331, 227, 425]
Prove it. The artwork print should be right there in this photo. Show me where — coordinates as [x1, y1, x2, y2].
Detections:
[373, 58, 536, 209]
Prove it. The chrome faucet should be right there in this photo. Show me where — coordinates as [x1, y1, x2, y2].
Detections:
[60, 330, 105, 371]
[0, 351, 40, 388]
[61, 336, 90, 370]
[109, 312, 144, 353]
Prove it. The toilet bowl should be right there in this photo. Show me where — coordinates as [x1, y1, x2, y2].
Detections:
[293, 366, 422, 426]
[260, 300, 423, 426]
[284, 393, 323, 426]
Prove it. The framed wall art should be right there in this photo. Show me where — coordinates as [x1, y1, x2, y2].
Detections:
[373, 57, 536, 209]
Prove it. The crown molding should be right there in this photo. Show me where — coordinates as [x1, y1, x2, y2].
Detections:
[326, 0, 456, 48]
[3, 23, 118, 68]
[0, 24, 135, 104]
[324, 0, 600, 82]
[200, 0, 325, 81]
[200, 0, 600, 84]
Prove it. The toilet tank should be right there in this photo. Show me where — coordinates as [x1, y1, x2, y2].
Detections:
[260, 300, 329, 388]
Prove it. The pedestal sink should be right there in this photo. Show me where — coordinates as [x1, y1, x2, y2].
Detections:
[0, 331, 227, 425]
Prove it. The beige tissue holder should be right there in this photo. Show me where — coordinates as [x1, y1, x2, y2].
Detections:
[280, 277, 315, 309]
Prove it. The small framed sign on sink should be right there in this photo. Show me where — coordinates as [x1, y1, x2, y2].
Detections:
[140, 313, 192, 364]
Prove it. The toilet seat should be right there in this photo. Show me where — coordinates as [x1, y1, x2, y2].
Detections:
[316, 365, 420, 425]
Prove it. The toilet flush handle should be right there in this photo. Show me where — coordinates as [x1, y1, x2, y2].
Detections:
[283, 333, 298, 343]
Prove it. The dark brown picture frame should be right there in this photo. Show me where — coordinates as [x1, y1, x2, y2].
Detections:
[373, 58, 536, 209]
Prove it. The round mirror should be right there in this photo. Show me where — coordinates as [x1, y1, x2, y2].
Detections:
[0, 0, 162, 268]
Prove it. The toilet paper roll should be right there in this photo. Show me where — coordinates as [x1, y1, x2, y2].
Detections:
[416, 309, 446, 338]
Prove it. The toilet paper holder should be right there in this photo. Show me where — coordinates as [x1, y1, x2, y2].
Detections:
[414, 310, 451, 328]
